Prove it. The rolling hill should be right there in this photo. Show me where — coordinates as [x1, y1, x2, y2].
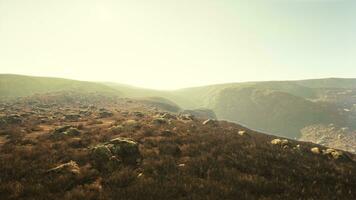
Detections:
[0, 74, 120, 98]
[1, 74, 356, 142]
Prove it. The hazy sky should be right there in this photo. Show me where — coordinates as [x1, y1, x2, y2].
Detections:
[0, 0, 355, 89]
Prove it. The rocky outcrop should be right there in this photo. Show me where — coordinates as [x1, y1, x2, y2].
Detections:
[91, 138, 141, 171]
[51, 126, 81, 139]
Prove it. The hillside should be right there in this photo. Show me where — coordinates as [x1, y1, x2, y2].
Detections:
[212, 87, 346, 138]
[2, 74, 356, 145]
[0, 91, 355, 200]
[0, 74, 120, 98]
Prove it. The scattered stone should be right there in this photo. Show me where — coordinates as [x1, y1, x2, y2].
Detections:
[64, 114, 81, 121]
[181, 109, 217, 119]
[132, 111, 144, 117]
[322, 148, 343, 160]
[47, 160, 80, 175]
[311, 147, 321, 155]
[179, 114, 194, 121]
[202, 119, 218, 126]
[51, 126, 81, 138]
[271, 139, 289, 146]
[160, 113, 177, 120]
[79, 110, 92, 116]
[152, 118, 167, 125]
[238, 130, 246, 136]
[98, 111, 114, 118]
[293, 144, 301, 150]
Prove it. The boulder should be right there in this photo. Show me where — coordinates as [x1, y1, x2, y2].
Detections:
[311, 147, 321, 154]
[107, 138, 141, 165]
[91, 137, 141, 170]
[322, 148, 343, 160]
[51, 126, 81, 138]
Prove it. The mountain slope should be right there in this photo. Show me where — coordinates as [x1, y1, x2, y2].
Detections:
[0, 74, 120, 98]
[212, 87, 346, 138]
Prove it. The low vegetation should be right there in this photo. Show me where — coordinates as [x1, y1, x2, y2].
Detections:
[0, 92, 355, 200]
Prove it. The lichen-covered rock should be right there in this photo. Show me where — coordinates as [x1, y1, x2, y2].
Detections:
[51, 126, 81, 138]
[91, 137, 141, 171]
[91, 145, 113, 170]
[107, 138, 141, 165]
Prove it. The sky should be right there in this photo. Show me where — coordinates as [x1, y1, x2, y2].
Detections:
[0, 0, 355, 89]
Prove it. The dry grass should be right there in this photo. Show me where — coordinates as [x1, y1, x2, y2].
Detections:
[0, 93, 355, 200]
